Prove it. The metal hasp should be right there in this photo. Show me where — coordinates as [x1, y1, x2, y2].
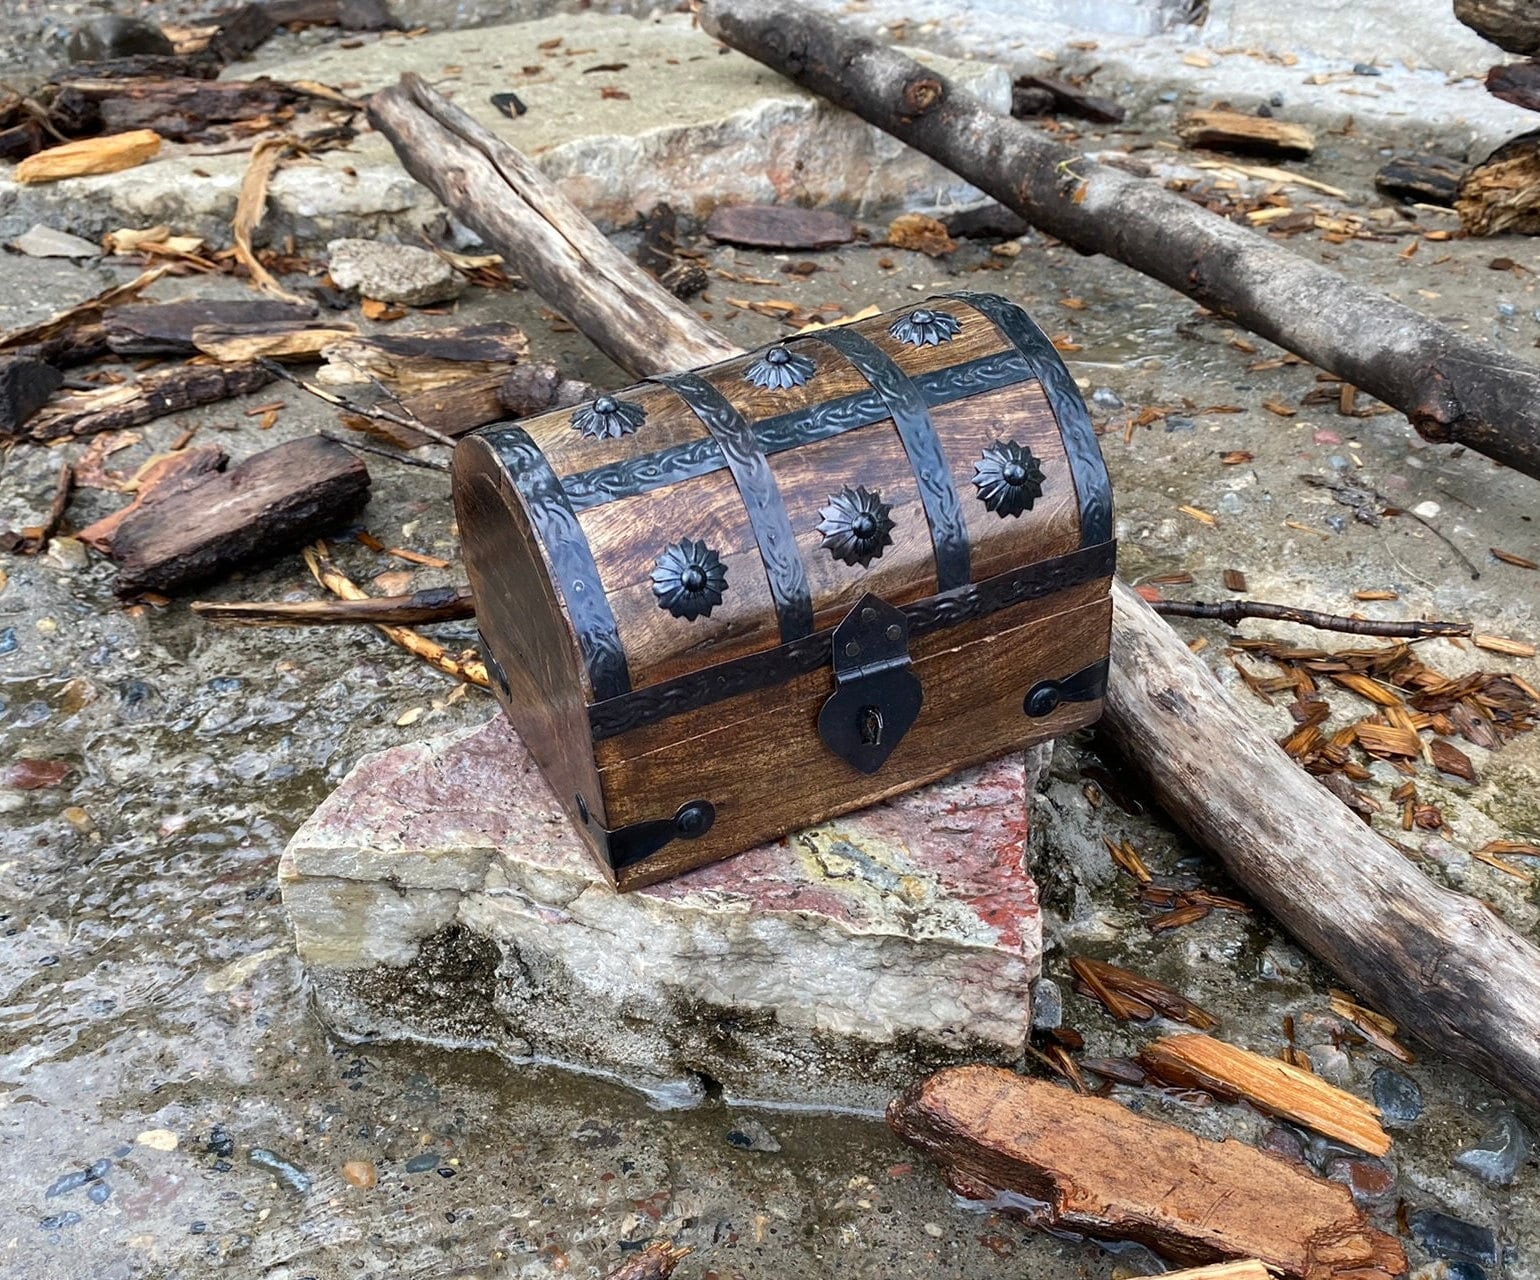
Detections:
[577, 793, 716, 874]
[818, 593, 924, 774]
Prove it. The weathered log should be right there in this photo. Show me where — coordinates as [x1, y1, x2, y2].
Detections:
[1457, 129, 1540, 235]
[1456, 0, 1540, 55]
[1486, 60, 1540, 112]
[17, 362, 275, 442]
[49, 52, 222, 81]
[78, 437, 370, 597]
[0, 357, 64, 433]
[192, 583, 474, 627]
[888, 1067, 1406, 1279]
[55, 77, 315, 141]
[105, 299, 321, 356]
[370, 69, 1540, 1109]
[365, 74, 734, 376]
[699, 0, 1540, 481]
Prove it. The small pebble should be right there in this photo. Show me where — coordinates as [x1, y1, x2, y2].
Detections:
[1270, 92, 1284, 106]
[1307, 1044, 1353, 1089]
[1157, 90, 1179, 103]
[726, 1119, 781, 1154]
[1412, 500, 1441, 519]
[249, 1148, 311, 1193]
[1030, 978, 1063, 1031]
[87, 1182, 110, 1204]
[1091, 387, 1124, 409]
[1326, 1156, 1396, 1205]
[1314, 428, 1343, 445]
[1371, 1067, 1423, 1125]
[1218, 492, 1244, 515]
[1165, 415, 1196, 432]
[340, 1160, 377, 1189]
[1260, 1125, 1308, 1164]
[1496, 302, 1517, 318]
[1325, 515, 1347, 533]
[1329, 454, 1351, 471]
[1453, 1112, 1532, 1186]
[923, 1222, 944, 1238]
[404, 1152, 440, 1173]
[1352, 62, 1382, 76]
[136, 1129, 178, 1152]
[1408, 1209, 1499, 1267]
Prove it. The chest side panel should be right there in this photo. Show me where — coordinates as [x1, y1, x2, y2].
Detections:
[452, 434, 604, 826]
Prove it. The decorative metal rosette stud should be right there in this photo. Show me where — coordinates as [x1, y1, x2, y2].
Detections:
[888, 307, 961, 347]
[571, 394, 646, 441]
[651, 539, 729, 620]
[972, 440, 1046, 518]
[818, 485, 895, 568]
[744, 345, 815, 391]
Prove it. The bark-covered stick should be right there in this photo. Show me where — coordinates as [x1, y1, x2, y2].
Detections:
[699, 0, 1540, 482]
[367, 71, 1540, 1108]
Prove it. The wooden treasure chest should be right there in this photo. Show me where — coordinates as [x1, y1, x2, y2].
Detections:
[454, 292, 1115, 891]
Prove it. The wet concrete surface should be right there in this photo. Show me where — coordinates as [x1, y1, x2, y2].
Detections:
[2, 38, 1539, 1280]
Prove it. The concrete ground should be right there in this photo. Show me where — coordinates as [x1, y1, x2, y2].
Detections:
[1, 3, 1539, 1279]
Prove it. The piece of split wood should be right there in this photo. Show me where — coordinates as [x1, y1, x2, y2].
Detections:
[1128, 1263, 1273, 1280]
[889, 1066, 1405, 1279]
[15, 130, 162, 184]
[1138, 1033, 1391, 1155]
[1177, 110, 1315, 157]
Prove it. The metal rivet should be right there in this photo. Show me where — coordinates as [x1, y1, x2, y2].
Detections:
[861, 607, 877, 622]
[845, 641, 861, 658]
[886, 624, 902, 642]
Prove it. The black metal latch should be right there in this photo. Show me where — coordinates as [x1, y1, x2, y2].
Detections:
[576, 792, 716, 874]
[818, 593, 923, 774]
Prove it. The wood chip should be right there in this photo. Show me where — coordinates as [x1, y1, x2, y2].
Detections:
[1353, 722, 1423, 757]
[1473, 634, 1536, 657]
[1138, 1033, 1391, 1155]
[15, 129, 161, 184]
[885, 212, 957, 257]
[1429, 738, 1476, 781]
[1176, 109, 1315, 157]
[1179, 505, 1216, 525]
[1262, 398, 1297, 417]
[890, 1067, 1405, 1280]
[1491, 547, 1538, 570]
[1223, 568, 1248, 592]
[232, 136, 309, 306]
[1328, 990, 1415, 1063]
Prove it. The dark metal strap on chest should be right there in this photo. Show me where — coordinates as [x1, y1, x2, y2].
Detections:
[654, 371, 815, 644]
[946, 291, 1113, 548]
[1023, 657, 1111, 717]
[807, 325, 973, 591]
[478, 424, 632, 701]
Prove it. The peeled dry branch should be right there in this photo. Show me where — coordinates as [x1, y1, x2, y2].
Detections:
[192, 584, 474, 627]
[889, 1066, 1406, 1279]
[1149, 599, 1474, 638]
[1138, 1033, 1391, 1154]
[104, 298, 324, 356]
[370, 65, 1540, 1111]
[14, 128, 161, 183]
[366, 73, 735, 376]
[303, 544, 488, 688]
[1130, 1264, 1271, 1280]
[699, 0, 1540, 481]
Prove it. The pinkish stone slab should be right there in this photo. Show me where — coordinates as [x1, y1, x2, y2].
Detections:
[280, 716, 1046, 1110]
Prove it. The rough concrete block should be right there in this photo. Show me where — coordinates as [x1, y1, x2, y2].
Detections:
[0, 13, 1009, 248]
[280, 716, 1047, 1111]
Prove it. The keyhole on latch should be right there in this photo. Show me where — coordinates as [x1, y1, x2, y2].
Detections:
[859, 705, 884, 746]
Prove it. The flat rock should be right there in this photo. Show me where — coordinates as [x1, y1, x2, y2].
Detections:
[0, 13, 1007, 247]
[7, 223, 101, 259]
[326, 238, 464, 305]
[280, 716, 1047, 1110]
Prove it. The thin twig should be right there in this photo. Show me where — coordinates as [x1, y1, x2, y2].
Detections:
[318, 429, 450, 472]
[1301, 474, 1481, 580]
[258, 358, 460, 448]
[303, 542, 488, 687]
[192, 584, 475, 627]
[1152, 599, 1472, 637]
